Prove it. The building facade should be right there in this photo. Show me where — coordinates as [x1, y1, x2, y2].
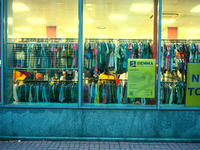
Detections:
[0, 0, 200, 141]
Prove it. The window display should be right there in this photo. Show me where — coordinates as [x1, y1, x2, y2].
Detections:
[83, 39, 155, 106]
[4, 0, 78, 105]
[160, 0, 200, 107]
[83, 0, 157, 106]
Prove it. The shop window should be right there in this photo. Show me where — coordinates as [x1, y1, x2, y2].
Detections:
[82, 0, 158, 107]
[160, 0, 200, 107]
[4, 0, 78, 105]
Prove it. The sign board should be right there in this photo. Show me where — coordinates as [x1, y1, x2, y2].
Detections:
[186, 63, 200, 107]
[127, 59, 155, 98]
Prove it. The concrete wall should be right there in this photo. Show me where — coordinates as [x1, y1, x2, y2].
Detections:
[0, 108, 200, 140]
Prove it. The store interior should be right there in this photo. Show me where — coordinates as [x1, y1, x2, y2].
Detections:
[4, 0, 200, 106]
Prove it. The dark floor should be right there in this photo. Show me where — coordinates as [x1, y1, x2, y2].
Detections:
[0, 140, 200, 150]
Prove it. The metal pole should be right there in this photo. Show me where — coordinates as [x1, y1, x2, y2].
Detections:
[157, 0, 162, 109]
[78, 0, 83, 108]
[1, 0, 4, 106]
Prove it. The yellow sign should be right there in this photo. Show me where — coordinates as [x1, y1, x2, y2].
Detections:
[186, 63, 200, 107]
[127, 59, 155, 98]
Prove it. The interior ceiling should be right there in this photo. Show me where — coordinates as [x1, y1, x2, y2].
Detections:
[9, 0, 200, 39]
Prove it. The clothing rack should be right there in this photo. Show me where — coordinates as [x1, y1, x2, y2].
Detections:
[161, 39, 200, 43]
[19, 38, 78, 43]
[84, 79, 127, 81]
[85, 38, 118, 42]
[118, 39, 153, 43]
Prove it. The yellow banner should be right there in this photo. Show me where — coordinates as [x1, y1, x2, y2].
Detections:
[127, 59, 155, 98]
[186, 63, 200, 107]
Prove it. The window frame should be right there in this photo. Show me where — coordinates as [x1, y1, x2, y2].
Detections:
[1, 0, 200, 110]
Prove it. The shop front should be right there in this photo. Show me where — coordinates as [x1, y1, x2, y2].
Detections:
[0, 0, 200, 141]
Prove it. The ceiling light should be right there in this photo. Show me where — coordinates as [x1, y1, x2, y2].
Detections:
[109, 14, 127, 21]
[13, 3, 29, 11]
[85, 19, 93, 23]
[16, 28, 31, 31]
[130, 4, 153, 12]
[88, 8, 93, 10]
[186, 29, 200, 33]
[68, 28, 78, 32]
[141, 35, 153, 38]
[86, 4, 92, 6]
[122, 29, 136, 32]
[191, 5, 200, 12]
[8, 18, 13, 24]
[27, 18, 46, 24]
[37, 37, 47, 38]
[162, 19, 175, 24]
[185, 36, 199, 39]
[13, 34, 21, 37]
[97, 35, 108, 38]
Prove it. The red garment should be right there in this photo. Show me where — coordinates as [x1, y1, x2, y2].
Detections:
[114, 78, 120, 87]
[101, 84, 108, 104]
[53, 46, 58, 68]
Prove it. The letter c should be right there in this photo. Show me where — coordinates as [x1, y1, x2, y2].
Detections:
[195, 88, 200, 95]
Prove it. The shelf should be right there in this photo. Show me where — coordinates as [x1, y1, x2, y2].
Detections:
[7, 67, 78, 70]
[7, 42, 78, 45]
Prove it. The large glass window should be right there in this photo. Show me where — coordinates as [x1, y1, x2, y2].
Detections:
[82, 0, 158, 107]
[160, 0, 200, 107]
[4, 0, 78, 106]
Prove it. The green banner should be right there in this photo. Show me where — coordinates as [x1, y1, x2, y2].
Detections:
[186, 63, 200, 107]
[127, 59, 155, 98]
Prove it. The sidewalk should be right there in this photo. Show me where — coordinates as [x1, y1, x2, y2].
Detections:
[0, 140, 200, 150]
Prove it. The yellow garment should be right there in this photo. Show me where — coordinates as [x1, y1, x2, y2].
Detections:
[13, 71, 26, 84]
[99, 73, 115, 83]
[27, 44, 29, 67]
[96, 84, 100, 103]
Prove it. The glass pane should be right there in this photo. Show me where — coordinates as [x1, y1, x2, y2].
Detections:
[83, 0, 157, 107]
[4, 0, 78, 106]
[160, 0, 200, 107]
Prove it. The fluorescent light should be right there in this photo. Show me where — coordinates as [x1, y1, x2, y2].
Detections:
[187, 29, 200, 33]
[122, 29, 136, 32]
[16, 28, 31, 31]
[13, 3, 29, 11]
[8, 36, 13, 38]
[13, 34, 21, 37]
[68, 28, 78, 32]
[191, 5, 200, 12]
[141, 35, 153, 38]
[109, 14, 127, 21]
[77, 19, 93, 23]
[130, 4, 153, 12]
[88, 8, 93, 10]
[162, 19, 175, 24]
[86, 4, 92, 6]
[27, 18, 46, 24]
[185, 36, 199, 39]
[8, 18, 13, 24]
[37, 37, 47, 38]
[97, 35, 108, 38]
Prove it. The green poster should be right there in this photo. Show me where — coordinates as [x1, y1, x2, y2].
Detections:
[186, 63, 200, 107]
[127, 59, 155, 98]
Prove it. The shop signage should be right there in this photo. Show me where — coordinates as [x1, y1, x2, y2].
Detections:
[127, 59, 155, 98]
[186, 63, 200, 107]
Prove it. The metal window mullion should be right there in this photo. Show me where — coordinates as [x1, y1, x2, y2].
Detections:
[157, 0, 162, 110]
[78, 0, 83, 108]
[1, 0, 4, 106]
